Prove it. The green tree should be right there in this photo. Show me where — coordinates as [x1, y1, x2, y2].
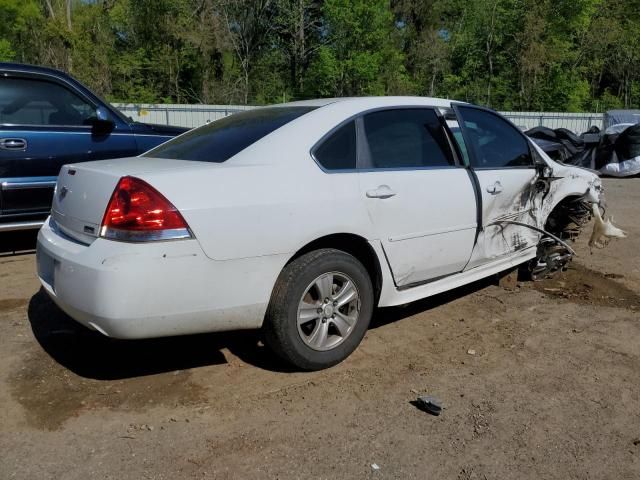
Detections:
[306, 0, 407, 97]
[0, 0, 43, 62]
[1, 0, 640, 110]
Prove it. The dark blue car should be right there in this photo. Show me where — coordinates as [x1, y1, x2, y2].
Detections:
[0, 63, 188, 231]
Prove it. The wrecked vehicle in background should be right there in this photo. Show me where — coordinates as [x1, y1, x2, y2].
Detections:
[37, 97, 610, 371]
[527, 110, 640, 177]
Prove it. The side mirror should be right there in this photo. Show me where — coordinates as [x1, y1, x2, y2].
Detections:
[92, 106, 115, 134]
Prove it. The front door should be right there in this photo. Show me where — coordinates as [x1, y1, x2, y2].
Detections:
[358, 108, 477, 287]
[451, 104, 541, 269]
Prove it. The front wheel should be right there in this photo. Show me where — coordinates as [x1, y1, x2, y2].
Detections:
[527, 238, 573, 280]
[263, 248, 374, 371]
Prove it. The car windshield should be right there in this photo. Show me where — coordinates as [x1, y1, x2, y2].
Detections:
[143, 106, 317, 162]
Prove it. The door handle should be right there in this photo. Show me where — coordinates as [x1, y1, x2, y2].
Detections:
[0, 138, 27, 150]
[366, 185, 396, 199]
[486, 181, 503, 195]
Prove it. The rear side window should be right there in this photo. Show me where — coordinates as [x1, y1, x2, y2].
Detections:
[144, 106, 316, 162]
[313, 121, 357, 170]
[0, 77, 96, 126]
[456, 106, 532, 168]
[362, 109, 454, 168]
[446, 121, 471, 166]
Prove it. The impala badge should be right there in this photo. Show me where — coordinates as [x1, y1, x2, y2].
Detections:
[59, 186, 68, 200]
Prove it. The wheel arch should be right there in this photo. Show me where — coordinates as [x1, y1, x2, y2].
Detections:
[543, 193, 583, 222]
[539, 168, 600, 229]
[287, 233, 384, 303]
[542, 193, 592, 239]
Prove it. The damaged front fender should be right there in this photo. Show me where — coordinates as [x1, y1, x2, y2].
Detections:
[519, 148, 611, 279]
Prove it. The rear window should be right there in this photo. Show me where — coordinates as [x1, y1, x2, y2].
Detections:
[144, 106, 317, 162]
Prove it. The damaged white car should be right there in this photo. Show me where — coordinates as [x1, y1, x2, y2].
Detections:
[37, 97, 604, 370]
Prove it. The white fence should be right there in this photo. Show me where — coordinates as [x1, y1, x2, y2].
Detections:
[113, 103, 605, 133]
[113, 103, 255, 129]
[501, 111, 603, 133]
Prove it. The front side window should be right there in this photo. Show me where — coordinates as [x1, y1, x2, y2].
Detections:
[456, 106, 533, 168]
[145, 106, 317, 162]
[0, 77, 95, 126]
[361, 109, 454, 169]
[313, 121, 357, 170]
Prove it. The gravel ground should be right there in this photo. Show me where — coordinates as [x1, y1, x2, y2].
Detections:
[1, 178, 639, 479]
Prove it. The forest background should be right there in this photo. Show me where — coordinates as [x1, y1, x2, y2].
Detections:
[1, 0, 639, 111]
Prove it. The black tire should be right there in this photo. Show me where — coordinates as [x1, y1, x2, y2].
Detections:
[263, 248, 374, 371]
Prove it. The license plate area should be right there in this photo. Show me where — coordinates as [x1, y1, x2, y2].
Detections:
[37, 248, 58, 292]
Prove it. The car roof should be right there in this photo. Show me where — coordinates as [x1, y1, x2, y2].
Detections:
[0, 62, 70, 77]
[272, 96, 460, 109]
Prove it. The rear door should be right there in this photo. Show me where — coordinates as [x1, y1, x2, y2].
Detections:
[0, 73, 137, 217]
[357, 108, 477, 287]
[451, 104, 542, 269]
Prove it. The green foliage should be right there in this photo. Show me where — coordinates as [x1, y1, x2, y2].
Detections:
[306, 46, 341, 97]
[0, 0, 42, 62]
[306, 0, 401, 96]
[0, 38, 14, 61]
[0, 0, 638, 110]
[598, 89, 625, 111]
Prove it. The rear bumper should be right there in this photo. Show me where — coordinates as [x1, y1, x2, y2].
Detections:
[36, 217, 286, 339]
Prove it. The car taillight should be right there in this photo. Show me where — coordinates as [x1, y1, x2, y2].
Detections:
[100, 176, 192, 242]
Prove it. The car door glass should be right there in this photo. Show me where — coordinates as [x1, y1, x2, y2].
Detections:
[313, 121, 356, 170]
[456, 106, 532, 168]
[0, 77, 95, 126]
[446, 120, 470, 166]
[362, 109, 454, 168]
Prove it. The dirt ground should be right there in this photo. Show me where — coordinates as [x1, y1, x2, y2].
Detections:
[1, 178, 639, 480]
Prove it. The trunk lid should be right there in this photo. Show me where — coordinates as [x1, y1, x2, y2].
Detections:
[51, 157, 208, 243]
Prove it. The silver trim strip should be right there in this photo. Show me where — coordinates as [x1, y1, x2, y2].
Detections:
[0, 130, 176, 138]
[0, 124, 91, 129]
[0, 176, 57, 190]
[100, 226, 193, 242]
[0, 220, 45, 232]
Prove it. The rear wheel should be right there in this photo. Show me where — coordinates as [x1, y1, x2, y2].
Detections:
[263, 248, 374, 370]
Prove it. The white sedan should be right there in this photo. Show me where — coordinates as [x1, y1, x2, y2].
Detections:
[36, 97, 602, 370]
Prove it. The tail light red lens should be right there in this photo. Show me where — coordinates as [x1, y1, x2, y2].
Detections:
[100, 176, 192, 242]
